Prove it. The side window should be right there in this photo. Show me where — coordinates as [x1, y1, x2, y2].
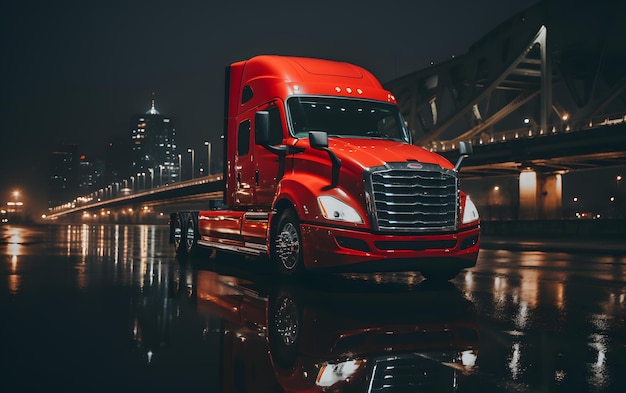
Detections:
[238, 120, 250, 156]
[268, 106, 284, 145]
[242, 86, 253, 104]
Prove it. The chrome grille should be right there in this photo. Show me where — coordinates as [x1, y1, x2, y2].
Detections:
[366, 163, 458, 232]
[368, 354, 458, 392]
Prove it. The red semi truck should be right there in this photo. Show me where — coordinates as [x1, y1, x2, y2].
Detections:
[170, 55, 480, 280]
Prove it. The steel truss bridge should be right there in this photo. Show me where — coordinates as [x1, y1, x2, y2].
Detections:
[385, 0, 626, 177]
[46, 0, 626, 219]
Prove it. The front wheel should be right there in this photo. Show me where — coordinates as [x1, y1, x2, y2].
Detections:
[272, 209, 304, 277]
[268, 290, 302, 370]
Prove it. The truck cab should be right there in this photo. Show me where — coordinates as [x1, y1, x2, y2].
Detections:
[172, 55, 480, 280]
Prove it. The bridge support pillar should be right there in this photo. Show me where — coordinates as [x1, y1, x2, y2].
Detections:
[519, 171, 562, 219]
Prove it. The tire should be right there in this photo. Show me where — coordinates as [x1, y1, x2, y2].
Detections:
[173, 214, 186, 256]
[272, 209, 304, 277]
[420, 268, 462, 282]
[173, 214, 197, 256]
[268, 290, 301, 370]
[183, 215, 197, 255]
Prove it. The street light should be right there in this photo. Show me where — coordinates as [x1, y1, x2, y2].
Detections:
[204, 141, 211, 176]
[148, 168, 154, 189]
[188, 148, 195, 179]
[178, 154, 182, 181]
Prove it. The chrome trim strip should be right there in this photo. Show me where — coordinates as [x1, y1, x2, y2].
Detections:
[197, 239, 267, 256]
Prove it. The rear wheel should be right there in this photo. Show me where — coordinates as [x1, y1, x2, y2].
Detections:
[173, 215, 186, 255]
[183, 216, 197, 255]
[272, 209, 304, 277]
[173, 214, 197, 256]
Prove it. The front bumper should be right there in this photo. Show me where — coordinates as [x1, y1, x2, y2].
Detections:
[299, 223, 480, 272]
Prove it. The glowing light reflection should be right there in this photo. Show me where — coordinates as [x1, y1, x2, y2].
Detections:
[8, 273, 20, 294]
[587, 332, 609, 390]
[508, 342, 523, 380]
[493, 276, 507, 317]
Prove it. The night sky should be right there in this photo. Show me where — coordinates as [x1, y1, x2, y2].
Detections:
[2, 0, 541, 212]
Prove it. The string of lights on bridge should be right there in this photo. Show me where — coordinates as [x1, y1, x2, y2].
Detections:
[430, 111, 626, 152]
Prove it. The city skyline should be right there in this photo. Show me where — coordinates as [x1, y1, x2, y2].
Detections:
[1, 0, 541, 212]
[45, 96, 192, 208]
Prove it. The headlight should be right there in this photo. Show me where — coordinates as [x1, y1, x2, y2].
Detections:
[316, 359, 363, 387]
[462, 195, 479, 224]
[461, 350, 478, 367]
[317, 196, 363, 223]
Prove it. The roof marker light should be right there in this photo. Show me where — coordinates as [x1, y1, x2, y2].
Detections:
[357, 88, 363, 94]
[346, 87, 353, 93]
[335, 86, 341, 93]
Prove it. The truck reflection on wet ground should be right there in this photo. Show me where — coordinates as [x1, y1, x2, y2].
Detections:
[1, 224, 626, 392]
[177, 260, 481, 393]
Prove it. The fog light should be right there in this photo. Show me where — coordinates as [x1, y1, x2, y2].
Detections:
[460, 235, 479, 250]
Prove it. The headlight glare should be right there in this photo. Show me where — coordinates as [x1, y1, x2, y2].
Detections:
[318, 196, 363, 223]
[462, 195, 479, 224]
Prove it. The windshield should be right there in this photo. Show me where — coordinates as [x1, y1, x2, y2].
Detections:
[287, 96, 411, 143]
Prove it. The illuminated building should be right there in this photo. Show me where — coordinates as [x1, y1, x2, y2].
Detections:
[48, 144, 79, 207]
[77, 154, 105, 194]
[130, 96, 179, 186]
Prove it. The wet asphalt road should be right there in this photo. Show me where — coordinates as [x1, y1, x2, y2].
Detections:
[1, 224, 625, 392]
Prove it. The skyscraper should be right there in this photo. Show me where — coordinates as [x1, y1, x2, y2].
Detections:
[130, 96, 179, 187]
[48, 144, 79, 207]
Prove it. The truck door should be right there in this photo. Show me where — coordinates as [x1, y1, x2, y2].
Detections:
[234, 119, 254, 205]
[235, 102, 284, 207]
[252, 102, 284, 206]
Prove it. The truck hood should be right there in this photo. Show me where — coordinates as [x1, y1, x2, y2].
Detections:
[323, 138, 455, 171]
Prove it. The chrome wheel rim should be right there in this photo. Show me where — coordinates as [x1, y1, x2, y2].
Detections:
[274, 296, 298, 346]
[276, 222, 300, 270]
[174, 225, 182, 249]
[185, 224, 195, 251]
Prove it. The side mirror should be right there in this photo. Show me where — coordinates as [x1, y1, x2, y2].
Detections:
[309, 131, 341, 187]
[255, 110, 290, 156]
[254, 111, 270, 145]
[454, 141, 473, 171]
[309, 131, 329, 149]
[458, 141, 473, 155]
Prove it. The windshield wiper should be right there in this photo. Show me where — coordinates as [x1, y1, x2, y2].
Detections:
[365, 131, 394, 139]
